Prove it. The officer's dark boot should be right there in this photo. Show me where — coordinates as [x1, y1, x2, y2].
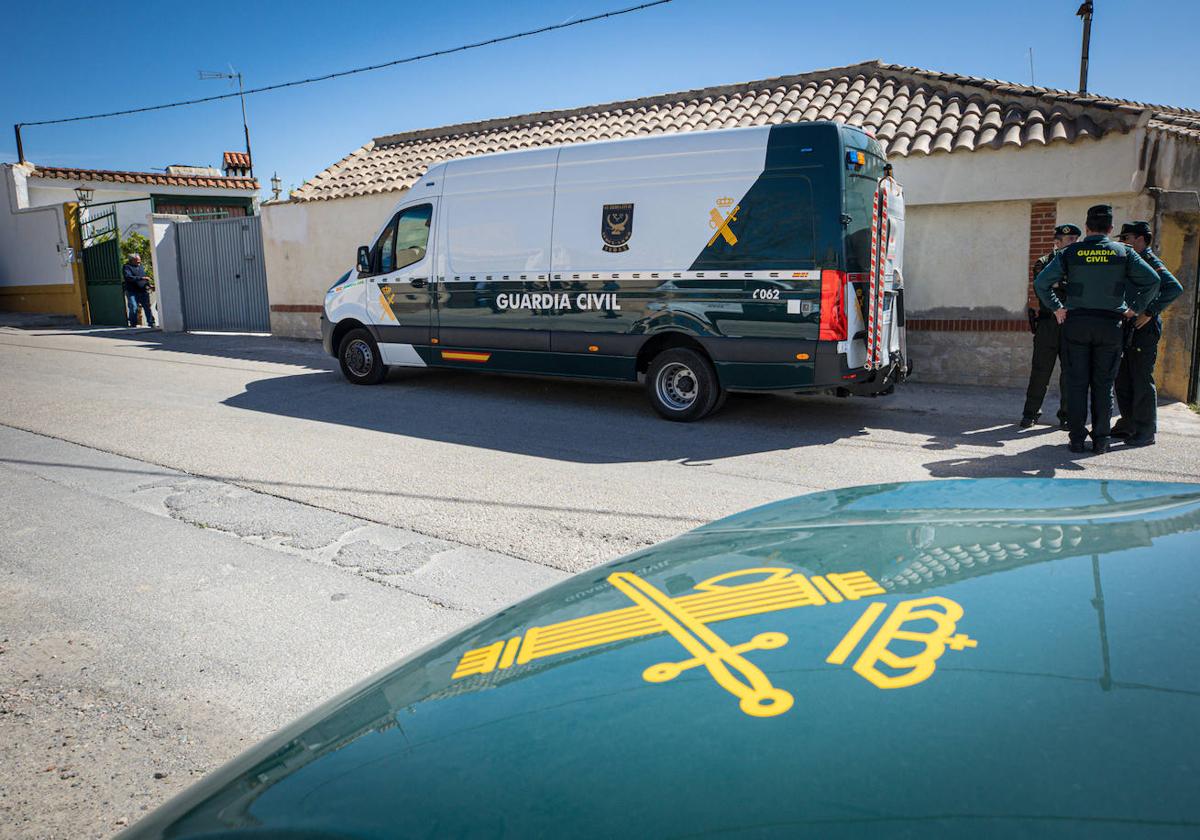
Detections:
[1092, 437, 1111, 454]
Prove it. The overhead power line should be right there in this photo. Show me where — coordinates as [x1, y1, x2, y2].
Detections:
[17, 1, 672, 129]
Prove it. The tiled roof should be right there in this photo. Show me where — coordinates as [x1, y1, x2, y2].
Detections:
[293, 60, 1200, 203]
[223, 151, 252, 169]
[29, 165, 258, 190]
[1149, 113, 1200, 141]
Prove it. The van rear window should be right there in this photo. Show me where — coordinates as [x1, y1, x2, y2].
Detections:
[843, 142, 886, 273]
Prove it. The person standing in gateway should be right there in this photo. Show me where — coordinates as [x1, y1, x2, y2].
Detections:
[122, 253, 156, 328]
[1020, 223, 1080, 428]
[1033, 205, 1159, 454]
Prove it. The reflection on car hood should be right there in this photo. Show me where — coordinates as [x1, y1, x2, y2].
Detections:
[122, 479, 1200, 839]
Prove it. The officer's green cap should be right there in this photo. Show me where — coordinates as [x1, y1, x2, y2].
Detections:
[1086, 204, 1114, 227]
[1054, 224, 1082, 237]
[1119, 220, 1152, 238]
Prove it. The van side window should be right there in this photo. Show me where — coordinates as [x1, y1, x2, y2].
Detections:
[371, 217, 397, 275]
[394, 204, 432, 270]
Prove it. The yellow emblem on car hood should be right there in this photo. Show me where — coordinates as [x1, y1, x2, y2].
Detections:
[452, 567, 975, 717]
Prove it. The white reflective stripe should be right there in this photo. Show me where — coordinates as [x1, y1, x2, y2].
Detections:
[378, 343, 427, 367]
[443, 270, 822, 283]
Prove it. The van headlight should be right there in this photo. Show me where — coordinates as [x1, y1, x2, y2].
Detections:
[327, 270, 352, 293]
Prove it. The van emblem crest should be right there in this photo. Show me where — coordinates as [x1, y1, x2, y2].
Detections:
[601, 203, 634, 253]
[708, 197, 739, 246]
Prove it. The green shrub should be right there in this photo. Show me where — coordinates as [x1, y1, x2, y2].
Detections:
[120, 232, 154, 278]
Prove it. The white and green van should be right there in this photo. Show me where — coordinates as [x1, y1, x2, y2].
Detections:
[321, 121, 907, 421]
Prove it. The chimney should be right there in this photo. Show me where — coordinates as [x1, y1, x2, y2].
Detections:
[1076, 1, 1094, 93]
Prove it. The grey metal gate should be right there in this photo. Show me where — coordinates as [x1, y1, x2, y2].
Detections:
[176, 215, 270, 332]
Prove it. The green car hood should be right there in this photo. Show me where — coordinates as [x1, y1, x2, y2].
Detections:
[122, 479, 1200, 838]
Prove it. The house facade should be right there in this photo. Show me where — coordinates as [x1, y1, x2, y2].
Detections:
[262, 61, 1200, 400]
[0, 158, 259, 323]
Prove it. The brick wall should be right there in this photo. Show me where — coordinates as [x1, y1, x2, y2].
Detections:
[1026, 200, 1058, 308]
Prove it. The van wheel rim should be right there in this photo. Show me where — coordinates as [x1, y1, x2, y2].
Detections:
[656, 362, 699, 411]
[346, 339, 374, 377]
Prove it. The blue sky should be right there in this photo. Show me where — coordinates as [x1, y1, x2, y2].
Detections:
[3, 0, 1197, 195]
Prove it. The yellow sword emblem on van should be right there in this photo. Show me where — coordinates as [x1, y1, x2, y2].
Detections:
[708, 199, 740, 247]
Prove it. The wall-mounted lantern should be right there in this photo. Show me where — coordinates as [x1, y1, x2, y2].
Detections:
[74, 186, 94, 205]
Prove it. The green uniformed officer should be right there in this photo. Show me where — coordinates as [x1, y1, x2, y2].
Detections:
[1020, 223, 1081, 428]
[1033, 205, 1159, 454]
[1111, 220, 1185, 447]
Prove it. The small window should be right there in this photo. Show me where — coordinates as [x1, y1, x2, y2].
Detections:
[372, 218, 397, 275]
[395, 204, 432, 270]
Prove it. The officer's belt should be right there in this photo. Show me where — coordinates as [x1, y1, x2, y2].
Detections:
[1067, 307, 1124, 321]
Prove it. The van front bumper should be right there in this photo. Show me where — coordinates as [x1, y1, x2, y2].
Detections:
[321, 314, 336, 357]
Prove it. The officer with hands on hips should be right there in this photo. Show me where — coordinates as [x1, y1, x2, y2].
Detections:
[1111, 220, 1185, 447]
[1033, 205, 1159, 454]
[1020, 223, 1081, 428]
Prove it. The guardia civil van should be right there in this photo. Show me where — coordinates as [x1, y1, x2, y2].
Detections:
[321, 122, 907, 420]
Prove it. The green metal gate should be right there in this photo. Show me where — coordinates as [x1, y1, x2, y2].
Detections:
[80, 206, 127, 326]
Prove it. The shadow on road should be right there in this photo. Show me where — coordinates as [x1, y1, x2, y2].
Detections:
[24, 327, 332, 371]
[924, 443, 1091, 479]
[221, 365, 1084, 467]
[32, 326, 1111, 473]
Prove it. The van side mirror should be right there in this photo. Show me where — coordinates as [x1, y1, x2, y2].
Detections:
[356, 245, 371, 274]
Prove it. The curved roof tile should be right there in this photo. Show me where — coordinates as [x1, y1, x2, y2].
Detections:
[292, 60, 1187, 201]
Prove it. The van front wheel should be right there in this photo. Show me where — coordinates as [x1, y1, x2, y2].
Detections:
[339, 328, 387, 385]
[646, 348, 722, 421]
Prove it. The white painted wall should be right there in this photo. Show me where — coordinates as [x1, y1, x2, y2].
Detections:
[148, 215, 190, 332]
[26, 179, 260, 242]
[262, 191, 400, 336]
[903, 201, 1030, 313]
[904, 192, 1147, 316]
[29, 186, 153, 240]
[0, 164, 73, 288]
[893, 133, 1142, 206]
[1058, 194, 1155, 232]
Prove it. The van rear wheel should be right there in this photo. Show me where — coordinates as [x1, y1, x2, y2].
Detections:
[646, 348, 722, 421]
[339, 328, 386, 385]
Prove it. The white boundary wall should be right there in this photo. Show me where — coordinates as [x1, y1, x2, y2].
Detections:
[262, 191, 398, 337]
[0, 164, 73, 288]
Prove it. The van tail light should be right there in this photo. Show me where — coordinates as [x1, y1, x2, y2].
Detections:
[819, 269, 848, 341]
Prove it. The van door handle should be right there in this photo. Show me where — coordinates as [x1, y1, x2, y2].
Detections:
[410, 278, 427, 288]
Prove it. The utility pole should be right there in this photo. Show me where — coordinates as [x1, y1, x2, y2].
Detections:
[1076, 1, 1094, 93]
[199, 68, 253, 177]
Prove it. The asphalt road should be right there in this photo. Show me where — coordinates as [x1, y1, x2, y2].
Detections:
[2, 326, 1198, 571]
[0, 425, 564, 838]
[2, 324, 1199, 837]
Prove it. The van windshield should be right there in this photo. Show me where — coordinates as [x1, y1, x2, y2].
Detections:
[842, 138, 886, 273]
